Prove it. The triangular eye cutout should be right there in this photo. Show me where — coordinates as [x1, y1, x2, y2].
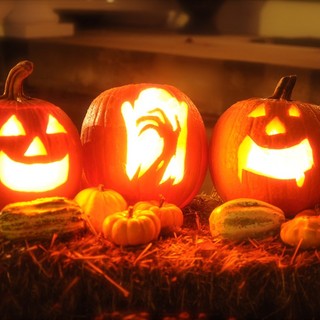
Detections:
[46, 115, 67, 134]
[288, 105, 301, 117]
[0, 115, 26, 136]
[248, 104, 266, 118]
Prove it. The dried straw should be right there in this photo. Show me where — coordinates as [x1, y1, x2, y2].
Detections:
[1, 194, 320, 320]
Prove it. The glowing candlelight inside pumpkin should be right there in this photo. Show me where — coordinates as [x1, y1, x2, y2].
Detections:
[81, 83, 207, 208]
[238, 103, 314, 187]
[238, 136, 314, 187]
[0, 113, 71, 192]
[0, 153, 69, 192]
[210, 75, 320, 216]
[121, 88, 188, 185]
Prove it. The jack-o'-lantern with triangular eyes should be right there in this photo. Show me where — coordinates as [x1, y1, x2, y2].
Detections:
[210, 75, 320, 217]
[0, 61, 82, 208]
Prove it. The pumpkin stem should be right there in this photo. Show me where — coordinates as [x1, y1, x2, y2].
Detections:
[127, 206, 134, 218]
[1, 60, 33, 101]
[269, 75, 297, 101]
[159, 194, 165, 208]
[98, 184, 105, 192]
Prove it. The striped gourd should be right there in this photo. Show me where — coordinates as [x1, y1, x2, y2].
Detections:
[209, 198, 285, 241]
[0, 197, 85, 240]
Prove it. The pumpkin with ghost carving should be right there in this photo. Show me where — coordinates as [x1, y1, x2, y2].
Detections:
[80, 84, 208, 208]
[210, 75, 320, 217]
[0, 60, 82, 209]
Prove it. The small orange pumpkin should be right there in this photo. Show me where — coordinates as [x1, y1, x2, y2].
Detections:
[295, 208, 319, 218]
[74, 185, 127, 234]
[134, 195, 183, 233]
[102, 206, 161, 246]
[280, 213, 320, 249]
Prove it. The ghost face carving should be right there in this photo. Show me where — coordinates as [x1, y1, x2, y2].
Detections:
[81, 84, 208, 208]
[210, 78, 320, 217]
[120, 88, 188, 186]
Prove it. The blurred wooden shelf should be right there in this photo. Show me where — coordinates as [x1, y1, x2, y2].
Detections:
[43, 30, 320, 70]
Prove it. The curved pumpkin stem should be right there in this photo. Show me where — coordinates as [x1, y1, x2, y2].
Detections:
[127, 206, 134, 218]
[159, 194, 165, 208]
[269, 75, 297, 101]
[98, 184, 105, 192]
[1, 60, 33, 101]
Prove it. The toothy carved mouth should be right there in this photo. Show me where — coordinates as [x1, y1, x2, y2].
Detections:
[0, 151, 69, 192]
[238, 136, 314, 187]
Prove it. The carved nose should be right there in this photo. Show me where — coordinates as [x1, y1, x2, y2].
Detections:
[24, 137, 48, 156]
[265, 117, 286, 136]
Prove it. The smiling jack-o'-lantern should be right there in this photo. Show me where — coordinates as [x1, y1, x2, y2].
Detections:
[80, 84, 208, 207]
[210, 75, 320, 217]
[0, 60, 82, 208]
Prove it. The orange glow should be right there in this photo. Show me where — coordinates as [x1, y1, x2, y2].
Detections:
[121, 88, 187, 185]
[265, 117, 286, 135]
[46, 114, 67, 134]
[24, 137, 47, 156]
[0, 152, 69, 192]
[238, 136, 314, 187]
[0, 114, 70, 192]
[288, 105, 301, 117]
[0, 115, 26, 136]
[248, 104, 266, 118]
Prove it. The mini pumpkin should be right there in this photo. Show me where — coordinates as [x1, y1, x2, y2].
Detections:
[134, 195, 183, 233]
[74, 184, 127, 234]
[295, 208, 319, 218]
[102, 206, 161, 246]
[280, 212, 320, 249]
[80, 84, 208, 208]
[210, 75, 320, 217]
[209, 198, 285, 241]
[0, 60, 82, 209]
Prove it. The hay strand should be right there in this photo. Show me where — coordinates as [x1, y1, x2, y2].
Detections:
[1, 194, 320, 320]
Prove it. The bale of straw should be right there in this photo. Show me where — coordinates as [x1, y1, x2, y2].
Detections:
[0, 194, 320, 320]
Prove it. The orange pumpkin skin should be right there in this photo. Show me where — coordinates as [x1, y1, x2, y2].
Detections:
[81, 84, 208, 208]
[74, 185, 127, 234]
[134, 198, 184, 233]
[280, 215, 320, 249]
[210, 76, 320, 217]
[295, 209, 319, 218]
[0, 61, 82, 209]
[102, 207, 161, 246]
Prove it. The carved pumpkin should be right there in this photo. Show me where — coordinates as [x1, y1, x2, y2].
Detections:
[0, 60, 82, 208]
[210, 75, 320, 217]
[81, 84, 208, 208]
[102, 206, 161, 246]
[74, 184, 127, 234]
